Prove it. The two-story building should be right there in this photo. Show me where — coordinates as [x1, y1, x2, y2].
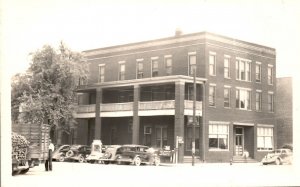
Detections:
[57, 31, 277, 163]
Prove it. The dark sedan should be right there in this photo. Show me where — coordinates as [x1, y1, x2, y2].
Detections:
[65, 145, 91, 163]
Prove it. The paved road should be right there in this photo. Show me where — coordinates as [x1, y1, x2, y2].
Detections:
[7, 162, 300, 187]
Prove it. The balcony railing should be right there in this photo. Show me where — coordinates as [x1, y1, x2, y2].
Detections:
[76, 104, 96, 113]
[184, 100, 202, 110]
[100, 102, 133, 112]
[139, 100, 175, 110]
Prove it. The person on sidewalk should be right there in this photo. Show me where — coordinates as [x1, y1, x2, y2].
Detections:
[45, 139, 55, 171]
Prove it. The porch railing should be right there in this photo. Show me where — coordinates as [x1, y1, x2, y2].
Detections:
[76, 104, 96, 113]
[184, 100, 202, 110]
[139, 100, 175, 110]
[100, 102, 133, 112]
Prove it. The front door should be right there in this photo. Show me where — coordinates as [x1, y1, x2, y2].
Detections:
[155, 126, 167, 148]
[235, 127, 244, 156]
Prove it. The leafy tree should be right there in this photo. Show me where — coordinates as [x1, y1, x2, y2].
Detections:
[11, 42, 89, 131]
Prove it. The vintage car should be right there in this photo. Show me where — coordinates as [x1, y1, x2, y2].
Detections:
[86, 140, 104, 163]
[261, 148, 293, 165]
[115, 144, 160, 166]
[65, 145, 91, 163]
[52, 144, 70, 162]
[99, 145, 122, 164]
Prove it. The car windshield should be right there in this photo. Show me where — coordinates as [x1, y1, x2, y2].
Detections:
[70, 145, 81, 150]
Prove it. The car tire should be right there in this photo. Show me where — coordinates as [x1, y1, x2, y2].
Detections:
[66, 150, 74, 157]
[154, 157, 160, 166]
[78, 155, 85, 163]
[103, 161, 109, 165]
[275, 158, 281, 165]
[59, 155, 65, 162]
[134, 157, 141, 166]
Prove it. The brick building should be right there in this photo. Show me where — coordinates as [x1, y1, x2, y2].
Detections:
[59, 31, 277, 162]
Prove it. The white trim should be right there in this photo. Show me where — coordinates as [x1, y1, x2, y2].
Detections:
[101, 111, 133, 117]
[256, 89, 262, 92]
[136, 58, 144, 62]
[98, 64, 105, 67]
[257, 124, 274, 128]
[256, 61, 262, 64]
[209, 121, 230, 125]
[188, 51, 196, 55]
[138, 110, 175, 116]
[209, 83, 216, 86]
[236, 57, 251, 62]
[74, 113, 96, 118]
[184, 110, 202, 116]
[209, 51, 216, 55]
[268, 91, 274, 94]
[151, 56, 159, 60]
[236, 86, 252, 91]
[224, 54, 231, 58]
[164, 55, 172, 58]
[268, 64, 274, 67]
[224, 85, 231, 88]
[233, 122, 254, 126]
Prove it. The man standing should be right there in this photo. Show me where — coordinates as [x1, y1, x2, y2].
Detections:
[45, 139, 55, 171]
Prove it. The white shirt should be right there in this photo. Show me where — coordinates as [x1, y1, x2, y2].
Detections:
[49, 143, 55, 151]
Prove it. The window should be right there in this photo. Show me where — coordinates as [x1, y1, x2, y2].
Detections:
[268, 92, 274, 112]
[156, 127, 167, 148]
[118, 62, 125, 80]
[268, 65, 274, 85]
[224, 87, 230, 108]
[256, 91, 262, 111]
[236, 58, 251, 81]
[224, 56, 230, 78]
[257, 127, 273, 151]
[98, 64, 105, 83]
[255, 62, 261, 83]
[236, 88, 251, 110]
[136, 60, 144, 79]
[165, 56, 172, 75]
[209, 52, 216, 76]
[144, 126, 152, 146]
[209, 123, 229, 150]
[187, 84, 194, 101]
[189, 54, 196, 76]
[151, 58, 159, 77]
[209, 85, 216, 107]
[185, 126, 200, 151]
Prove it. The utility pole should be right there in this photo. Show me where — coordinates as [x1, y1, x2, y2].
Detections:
[192, 68, 196, 166]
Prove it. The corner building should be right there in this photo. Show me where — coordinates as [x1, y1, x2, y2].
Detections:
[73, 32, 276, 163]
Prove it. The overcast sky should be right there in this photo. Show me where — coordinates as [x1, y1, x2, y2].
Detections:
[1, 0, 300, 78]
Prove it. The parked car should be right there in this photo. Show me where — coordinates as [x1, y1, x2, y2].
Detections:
[116, 144, 160, 166]
[86, 140, 104, 163]
[65, 145, 91, 163]
[52, 145, 70, 162]
[99, 145, 122, 164]
[261, 149, 293, 165]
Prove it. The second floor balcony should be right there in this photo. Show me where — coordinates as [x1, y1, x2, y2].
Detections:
[75, 100, 202, 118]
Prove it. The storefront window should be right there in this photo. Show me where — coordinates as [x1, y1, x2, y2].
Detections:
[209, 123, 229, 150]
[257, 127, 273, 151]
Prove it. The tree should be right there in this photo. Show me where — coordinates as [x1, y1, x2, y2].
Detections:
[11, 42, 89, 132]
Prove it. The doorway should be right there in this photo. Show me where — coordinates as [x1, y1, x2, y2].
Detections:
[235, 127, 244, 156]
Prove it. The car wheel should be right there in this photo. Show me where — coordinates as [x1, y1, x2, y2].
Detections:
[104, 161, 109, 165]
[275, 158, 281, 165]
[154, 157, 160, 166]
[59, 155, 65, 162]
[134, 157, 141, 166]
[78, 155, 85, 163]
[66, 150, 74, 157]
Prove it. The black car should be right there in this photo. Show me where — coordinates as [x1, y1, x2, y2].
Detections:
[65, 145, 91, 163]
[116, 145, 160, 166]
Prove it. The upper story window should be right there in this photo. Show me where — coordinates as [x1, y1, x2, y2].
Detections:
[256, 90, 262, 111]
[224, 55, 230, 78]
[151, 57, 159, 77]
[209, 52, 216, 76]
[224, 86, 231, 108]
[209, 84, 216, 107]
[118, 61, 125, 81]
[236, 87, 251, 110]
[268, 65, 274, 85]
[188, 52, 196, 76]
[98, 64, 105, 83]
[255, 62, 261, 83]
[136, 59, 144, 79]
[268, 91, 274, 112]
[236, 58, 251, 82]
[257, 126, 273, 151]
[164, 55, 172, 76]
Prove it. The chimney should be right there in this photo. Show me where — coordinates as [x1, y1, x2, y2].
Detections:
[175, 28, 182, 37]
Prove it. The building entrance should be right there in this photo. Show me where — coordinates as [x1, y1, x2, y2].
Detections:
[235, 127, 244, 156]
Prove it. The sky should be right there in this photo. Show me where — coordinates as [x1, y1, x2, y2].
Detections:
[1, 0, 300, 78]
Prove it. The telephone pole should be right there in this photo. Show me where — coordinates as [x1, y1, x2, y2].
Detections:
[192, 68, 196, 166]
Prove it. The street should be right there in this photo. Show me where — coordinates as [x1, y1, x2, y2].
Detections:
[7, 161, 300, 187]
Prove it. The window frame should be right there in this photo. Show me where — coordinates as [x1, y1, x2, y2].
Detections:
[268, 65, 274, 85]
[236, 58, 251, 82]
[118, 61, 125, 81]
[164, 55, 172, 76]
[209, 52, 216, 76]
[255, 90, 262, 111]
[151, 57, 159, 77]
[255, 62, 261, 83]
[235, 87, 252, 110]
[224, 55, 231, 78]
[257, 126, 274, 151]
[209, 84, 216, 107]
[224, 86, 231, 108]
[188, 52, 197, 76]
[98, 64, 105, 83]
[208, 122, 229, 151]
[136, 59, 144, 79]
[268, 92, 274, 112]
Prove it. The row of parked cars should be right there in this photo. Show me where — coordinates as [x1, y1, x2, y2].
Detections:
[52, 143, 164, 166]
